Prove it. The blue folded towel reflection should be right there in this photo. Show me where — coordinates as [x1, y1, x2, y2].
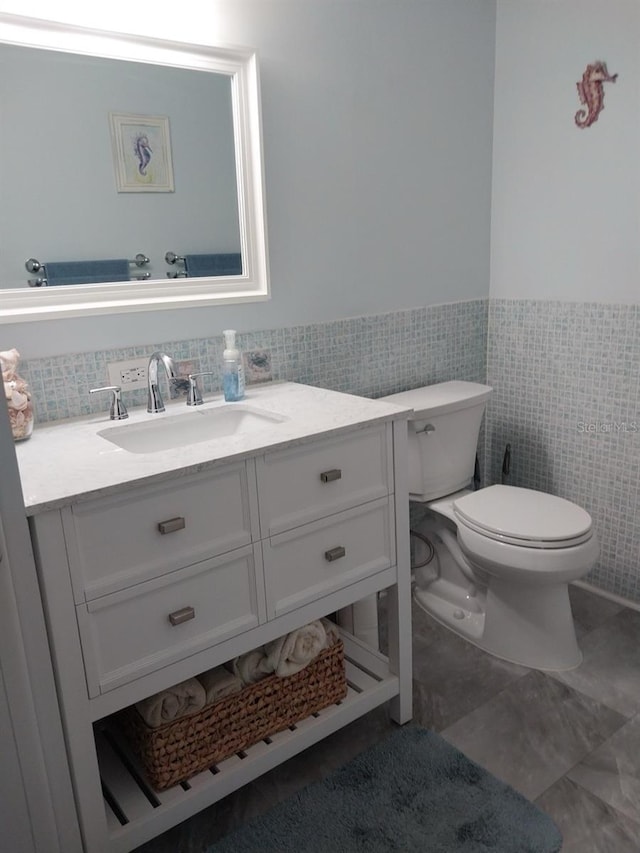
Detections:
[183, 253, 242, 277]
[45, 259, 131, 286]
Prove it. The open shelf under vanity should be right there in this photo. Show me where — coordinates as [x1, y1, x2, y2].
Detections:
[96, 633, 399, 852]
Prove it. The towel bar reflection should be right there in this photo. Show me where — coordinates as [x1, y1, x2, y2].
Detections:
[165, 251, 243, 278]
[26, 254, 150, 287]
[165, 251, 187, 278]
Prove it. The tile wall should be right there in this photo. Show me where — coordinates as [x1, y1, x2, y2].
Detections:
[486, 299, 640, 602]
[21, 299, 488, 423]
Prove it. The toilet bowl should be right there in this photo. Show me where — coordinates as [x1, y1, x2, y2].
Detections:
[381, 381, 599, 671]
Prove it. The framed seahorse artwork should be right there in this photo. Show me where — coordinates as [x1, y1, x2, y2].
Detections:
[574, 62, 618, 129]
[109, 112, 175, 192]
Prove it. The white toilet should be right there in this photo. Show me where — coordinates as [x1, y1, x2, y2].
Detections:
[382, 380, 599, 671]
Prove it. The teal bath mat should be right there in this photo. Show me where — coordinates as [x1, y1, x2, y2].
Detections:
[207, 725, 562, 852]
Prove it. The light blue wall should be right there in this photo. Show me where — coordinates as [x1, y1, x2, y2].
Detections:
[490, 0, 638, 303]
[1, 0, 496, 358]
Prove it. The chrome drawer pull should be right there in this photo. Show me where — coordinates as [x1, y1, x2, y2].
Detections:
[168, 606, 195, 626]
[157, 516, 186, 535]
[320, 468, 342, 483]
[324, 546, 346, 562]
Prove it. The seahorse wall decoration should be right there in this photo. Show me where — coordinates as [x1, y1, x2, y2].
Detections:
[575, 61, 618, 129]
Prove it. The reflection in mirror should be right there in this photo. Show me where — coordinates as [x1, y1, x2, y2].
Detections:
[0, 15, 269, 323]
[1, 44, 240, 288]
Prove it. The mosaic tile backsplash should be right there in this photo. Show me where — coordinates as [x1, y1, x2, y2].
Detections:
[486, 299, 640, 604]
[20, 300, 488, 424]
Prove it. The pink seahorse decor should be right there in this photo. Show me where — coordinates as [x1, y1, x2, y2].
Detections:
[575, 61, 618, 129]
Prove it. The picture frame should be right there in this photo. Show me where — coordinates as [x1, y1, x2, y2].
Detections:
[109, 112, 174, 193]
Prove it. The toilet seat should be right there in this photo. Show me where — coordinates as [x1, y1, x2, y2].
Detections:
[453, 485, 593, 549]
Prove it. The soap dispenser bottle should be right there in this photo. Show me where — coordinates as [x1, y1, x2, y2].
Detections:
[222, 329, 245, 402]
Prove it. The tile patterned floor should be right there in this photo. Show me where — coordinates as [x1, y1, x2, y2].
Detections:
[135, 585, 640, 852]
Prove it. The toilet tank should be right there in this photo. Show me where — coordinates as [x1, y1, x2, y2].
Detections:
[380, 381, 492, 501]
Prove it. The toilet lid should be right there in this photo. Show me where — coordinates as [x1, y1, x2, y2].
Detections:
[453, 485, 593, 547]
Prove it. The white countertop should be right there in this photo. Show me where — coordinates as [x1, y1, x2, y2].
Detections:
[15, 382, 411, 515]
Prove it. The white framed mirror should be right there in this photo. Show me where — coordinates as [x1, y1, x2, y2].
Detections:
[0, 13, 269, 324]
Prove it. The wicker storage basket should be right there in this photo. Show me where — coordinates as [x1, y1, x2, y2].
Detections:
[116, 640, 347, 791]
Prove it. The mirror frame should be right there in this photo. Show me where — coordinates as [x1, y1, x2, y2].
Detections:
[0, 14, 270, 324]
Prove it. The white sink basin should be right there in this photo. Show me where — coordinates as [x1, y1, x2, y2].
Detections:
[97, 404, 288, 454]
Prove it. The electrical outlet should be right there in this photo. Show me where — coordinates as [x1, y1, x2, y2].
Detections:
[107, 357, 149, 391]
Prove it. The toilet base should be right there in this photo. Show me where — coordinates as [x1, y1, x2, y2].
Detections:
[414, 578, 583, 672]
[414, 584, 486, 643]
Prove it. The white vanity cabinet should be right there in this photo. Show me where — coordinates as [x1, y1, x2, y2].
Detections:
[62, 462, 256, 601]
[21, 386, 412, 853]
[61, 462, 263, 697]
[257, 425, 395, 618]
[77, 545, 262, 696]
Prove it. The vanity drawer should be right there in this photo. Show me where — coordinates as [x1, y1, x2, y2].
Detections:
[256, 425, 392, 536]
[63, 462, 256, 603]
[262, 497, 395, 618]
[77, 545, 264, 696]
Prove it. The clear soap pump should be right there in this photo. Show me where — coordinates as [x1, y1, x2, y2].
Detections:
[222, 329, 245, 402]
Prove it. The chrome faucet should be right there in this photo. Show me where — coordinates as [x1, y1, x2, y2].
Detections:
[147, 351, 176, 413]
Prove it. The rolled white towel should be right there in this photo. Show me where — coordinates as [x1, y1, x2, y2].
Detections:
[231, 648, 273, 685]
[135, 677, 206, 728]
[321, 617, 340, 647]
[264, 620, 327, 678]
[198, 666, 243, 705]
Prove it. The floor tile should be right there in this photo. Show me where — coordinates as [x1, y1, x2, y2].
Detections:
[411, 610, 528, 731]
[549, 608, 640, 717]
[569, 586, 626, 638]
[378, 595, 443, 654]
[536, 777, 640, 853]
[566, 713, 640, 825]
[410, 596, 451, 646]
[440, 670, 626, 800]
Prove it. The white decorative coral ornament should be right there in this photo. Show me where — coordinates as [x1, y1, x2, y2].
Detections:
[1, 348, 34, 441]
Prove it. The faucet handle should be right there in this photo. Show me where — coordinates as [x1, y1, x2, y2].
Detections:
[90, 385, 129, 420]
[186, 372, 216, 406]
